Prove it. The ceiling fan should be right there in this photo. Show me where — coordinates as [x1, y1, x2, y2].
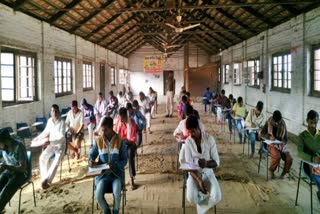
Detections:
[165, 14, 200, 33]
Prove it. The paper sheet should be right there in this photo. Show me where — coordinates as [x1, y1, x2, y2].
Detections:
[179, 163, 201, 170]
[88, 163, 110, 174]
[30, 138, 49, 147]
[264, 139, 281, 145]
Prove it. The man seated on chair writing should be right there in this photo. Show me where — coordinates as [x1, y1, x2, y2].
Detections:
[261, 110, 293, 179]
[183, 115, 221, 214]
[88, 117, 128, 214]
[33, 104, 65, 189]
[65, 100, 84, 160]
[114, 107, 138, 190]
[297, 110, 320, 201]
[0, 129, 27, 211]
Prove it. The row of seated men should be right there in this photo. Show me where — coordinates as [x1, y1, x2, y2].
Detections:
[0, 96, 319, 213]
[172, 87, 320, 213]
[0, 86, 159, 214]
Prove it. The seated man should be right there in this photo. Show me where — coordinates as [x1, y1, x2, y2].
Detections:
[34, 104, 65, 189]
[174, 105, 205, 141]
[0, 129, 27, 211]
[94, 92, 108, 127]
[261, 110, 293, 179]
[231, 96, 246, 143]
[297, 110, 320, 200]
[183, 116, 221, 213]
[65, 100, 84, 159]
[80, 98, 95, 147]
[202, 87, 212, 113]
[114, 108, 138, 190]
[107, 91, 119, 118]
[138, 92, 152, 134]
[245, 101, 265, 159]
[88, 117, 127, 214]
[127, 101, 146, 147]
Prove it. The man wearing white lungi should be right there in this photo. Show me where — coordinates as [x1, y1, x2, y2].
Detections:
[184, 115, 221, 214]
[34, 104, 65, 189]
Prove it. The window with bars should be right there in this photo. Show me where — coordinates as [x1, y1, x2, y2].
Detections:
[110, 66, 116, 86]
[233, 63, 242, 85]
[272, 52, 291, 92]
[248, 59, 260, 87]
[224, 64, 230, 84]
[311, 45, 320, 96]
[83, 61, 93, 91]
[1, 48, 37, 106]
[54, 57, 72, 96]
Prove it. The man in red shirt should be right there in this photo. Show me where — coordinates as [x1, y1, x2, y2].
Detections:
[114, 107, 138, 190]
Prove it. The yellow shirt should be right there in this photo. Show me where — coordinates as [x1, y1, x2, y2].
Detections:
[232, 103, 246, 118]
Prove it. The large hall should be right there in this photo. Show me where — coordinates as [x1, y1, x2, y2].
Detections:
[0, 1, 320, 214]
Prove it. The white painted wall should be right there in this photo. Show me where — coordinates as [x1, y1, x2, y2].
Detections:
[211, 7, 320, 134]
[0, 4, 127, 129]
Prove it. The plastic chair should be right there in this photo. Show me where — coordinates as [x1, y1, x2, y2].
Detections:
[91, 171, 126, 214]
[16, 123, 32, 144]
[17, 151, 36, 213]
[295, 160, 316, 214]
[59, 142, 71, 181]
[1, 127, 16, 138]
[35, 117, 47, 132]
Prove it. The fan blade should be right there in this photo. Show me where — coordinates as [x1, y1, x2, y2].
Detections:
[182, 23, 200, 31]
[165, 23, 177, 29]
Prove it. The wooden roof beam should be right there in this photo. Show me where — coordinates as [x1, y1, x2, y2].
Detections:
[118, 38, 145, 55]
[122, 41, 146, 57]
[215, 8, 256, 34]
[113, 34, 144, 53]
[70, 0, 116, 33]
[105, 25, 139, 47]
[14, 0, 29, 10]
[48, 0, 82, 23]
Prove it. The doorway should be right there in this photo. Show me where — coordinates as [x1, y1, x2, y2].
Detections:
[163, 70, 175, 95]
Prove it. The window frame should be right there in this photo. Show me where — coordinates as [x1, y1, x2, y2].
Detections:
[110, 66, 116, 86]
[311, 44, 320, 97]
[224, 64, 230, 84]
[1, 47, 38, 106]
[83, 61, 94, 91]
[233, 62, 242, 86]
[247, 58, 260, 88]
[54, 56, 73, 97]
[119, 68, 127, 85]
[271, 51, 292, 93]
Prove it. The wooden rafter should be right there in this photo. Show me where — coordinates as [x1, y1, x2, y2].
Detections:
[48, 0, 82, 23]
[122, 41, 146, 57]
[14, 0, 29, 10]
[70, 0, 116, 33]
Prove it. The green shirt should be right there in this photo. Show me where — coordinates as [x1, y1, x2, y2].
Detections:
[297, 129, 320, 162]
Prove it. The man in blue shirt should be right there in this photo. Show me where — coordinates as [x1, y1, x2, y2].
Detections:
[0, 129, 27, 211]
[88, 117, 127, 214]
[203, 87, 212, 112]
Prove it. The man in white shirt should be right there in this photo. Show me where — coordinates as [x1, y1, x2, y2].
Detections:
[33, 104, 65, 189]
[65, 100, 84, 159]
[138, 92, 152, 134]
[94, 92, 108, 127]
[182, 115, 221, 214]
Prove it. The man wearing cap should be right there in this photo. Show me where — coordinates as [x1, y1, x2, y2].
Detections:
[80, 98, 95, 147]
[0, 129, 27, 211]
[65, 100, 84, 159]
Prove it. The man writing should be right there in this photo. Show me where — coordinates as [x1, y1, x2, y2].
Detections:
[34, 104, 65, 189]
[0, 129, 27, 211]
[297, 110, 320, 201]
[261, 110, 293, 179]
[65, 100, 84, 159]
[88, 117, 127, 214]
[183, 115, 221, 213]
[114, 108, 138, 190]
